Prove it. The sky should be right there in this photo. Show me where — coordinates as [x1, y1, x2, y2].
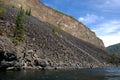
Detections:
[40, 0, 120, 47]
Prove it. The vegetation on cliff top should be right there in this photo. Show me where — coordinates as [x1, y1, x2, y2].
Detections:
[107, 43, 120, 66]
[107, 43, 120, 56]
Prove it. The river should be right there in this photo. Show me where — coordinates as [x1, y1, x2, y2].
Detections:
[0, 67, 120, 80]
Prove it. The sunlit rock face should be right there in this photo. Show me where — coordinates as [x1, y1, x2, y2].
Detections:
[3, 0, 105, 49]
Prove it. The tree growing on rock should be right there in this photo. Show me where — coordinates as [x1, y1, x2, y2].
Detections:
[13, 7, 25, 44]
[25, 9, 31, 16]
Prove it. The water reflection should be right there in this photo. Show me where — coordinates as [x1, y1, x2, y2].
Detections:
[0, 67, 120, 80]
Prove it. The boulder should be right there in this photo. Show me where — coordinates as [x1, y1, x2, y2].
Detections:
[4, 52, 17, 61]
[0, 51, 4, 62]
[34, 59, 47, 68]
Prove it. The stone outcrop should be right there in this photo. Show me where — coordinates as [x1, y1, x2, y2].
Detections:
[0, 37, 20, 70]
[0, 36, 48, 70]
[2, 0, 104, 48]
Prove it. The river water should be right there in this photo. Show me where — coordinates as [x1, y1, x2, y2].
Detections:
[0, 67, 120, 80]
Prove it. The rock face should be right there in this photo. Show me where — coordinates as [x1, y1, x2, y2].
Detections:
[2, 0, 104, 48]
[0, 37, 21, 70]
[0, 6, 111, 70]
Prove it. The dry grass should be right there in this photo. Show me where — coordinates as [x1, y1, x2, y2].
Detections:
[0, 0, 15, 8]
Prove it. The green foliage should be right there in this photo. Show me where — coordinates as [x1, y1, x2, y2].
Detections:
[0, 28, 4, 35]
[109, 53, 119, 66]
[13, 7, 25, 43]
[107, 43, 120, 56]
[107, 43, 120, 66]
[25, 9, 31, 16]
[52, 28, 58, 35]
[52, 28, 56, 33]
[10, 37, 19, 44]
[111, 54, 116, 64]
[16, 7, 25, 26]
[0, 7, 6, 16]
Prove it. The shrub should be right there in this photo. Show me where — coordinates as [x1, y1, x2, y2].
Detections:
[25, 9, 31, 16]
[0, 8, 6, 16]
[110, 54, 119, 66]
[0, 28, 4, 35]
[52, 28, 55, 33]
[10, 37, 18, 44]
[16, 7, 25, 26]
[13, 7, 25, 43]
[52, 28, 59, 35]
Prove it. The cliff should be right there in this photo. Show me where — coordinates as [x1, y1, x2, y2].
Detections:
[0, 5, 111, 70]
[2, 0, 104, 48]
